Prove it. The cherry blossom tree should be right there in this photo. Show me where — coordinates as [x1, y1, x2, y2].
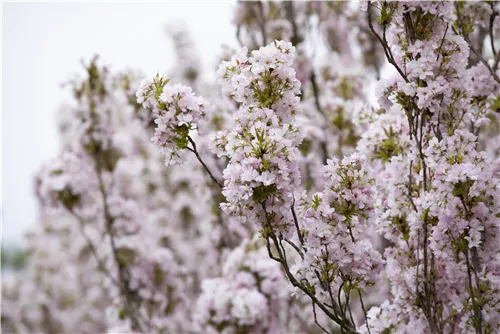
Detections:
[3, 2, 500, 334]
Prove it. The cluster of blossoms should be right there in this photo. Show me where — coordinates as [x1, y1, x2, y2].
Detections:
[4, 2, 500, 334]
[293, 154, 383, 302]
[356, 104, 410, 166]
[422, 130, 500, 331]
[106, 245, 188, 333]
[36, 151, 97, 210]
[361, 2, 500, 333]
[137, 77, 210, 165]
[316, 55, 371, 156]
[212, 41, 303, 234]
[193, 237, 296, 334]
[370, 131, 500, 333]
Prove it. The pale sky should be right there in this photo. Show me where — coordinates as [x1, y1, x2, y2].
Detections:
[2, 2, 238, 247]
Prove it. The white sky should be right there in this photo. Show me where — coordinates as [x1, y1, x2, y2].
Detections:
[2, 2, 238, 247]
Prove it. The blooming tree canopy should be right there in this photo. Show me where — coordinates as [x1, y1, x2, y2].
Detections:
[3, 2, 500, 334]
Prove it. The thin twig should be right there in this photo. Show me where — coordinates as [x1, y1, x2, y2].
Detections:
[407, 160, 418, 212]
[291, 194, 304, 245]
[313, 302, 331, 334]
[282, 237, 304, 259]
[285, 1, 301, 46]
[187, 136, 223, 189]
[436, 23, 449, 62]
[494, 50, 500, 72]
[359, 290, 372, 334]
[489, 3, 497, 57]
[309, 70, 329, 163]
[367, 2, 409, 83]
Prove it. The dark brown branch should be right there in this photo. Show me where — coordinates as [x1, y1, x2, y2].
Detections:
[187, 136, 223, 189]
[282, 237, 304, 259]
[489, 3, 497, 57]
[407, 160, 418, 212]
[291, 194, 304, 245]
[309, 70, 329, 163]
[436, 24, 449, 62]
[359, 290, 372, 334]
[494, 50, 500, 72]
[313, 302, 332, 334]
[285, 1, 301, 46]
[367, 1, 409, 83]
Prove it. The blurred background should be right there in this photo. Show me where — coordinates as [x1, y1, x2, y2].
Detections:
[2, 2, 238, 262]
